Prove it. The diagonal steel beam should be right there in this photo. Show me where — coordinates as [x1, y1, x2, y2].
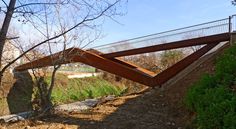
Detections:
[150, 43, 219, 87]
[70, 49, 154, 85]
[101, 33, 229, 58]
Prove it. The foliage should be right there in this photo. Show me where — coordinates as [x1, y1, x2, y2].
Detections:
[127, 53, 161, 73]
[185, 44, 236, 129]
[160, 49, 185, 69]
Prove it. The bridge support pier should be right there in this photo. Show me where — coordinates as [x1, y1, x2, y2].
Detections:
[230, 32, 236, 45]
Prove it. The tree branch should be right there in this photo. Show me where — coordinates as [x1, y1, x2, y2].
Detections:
[3, 0, 119, 74]
[14, 1, 69, 10]
[1, 0, 8, 8]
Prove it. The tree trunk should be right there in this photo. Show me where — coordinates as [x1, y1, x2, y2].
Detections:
[37, 77, 53, 113]
[0, 0, 16, 85]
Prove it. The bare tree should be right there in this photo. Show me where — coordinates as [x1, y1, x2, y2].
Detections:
[0, 0, 126, 86]
[0, 0, 126, 115]
[160, 49, 185, 70]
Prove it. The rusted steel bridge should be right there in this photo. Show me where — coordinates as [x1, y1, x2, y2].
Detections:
[15, 15, 236, 87]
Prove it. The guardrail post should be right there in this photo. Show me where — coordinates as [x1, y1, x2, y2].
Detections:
[230, 16, 234, 45]
[229, 16, 232, 34]
[230, 32, 236, 45]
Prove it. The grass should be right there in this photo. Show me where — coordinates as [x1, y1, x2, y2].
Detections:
[44, 75, 127, 104]
[185, 44, 236, 129]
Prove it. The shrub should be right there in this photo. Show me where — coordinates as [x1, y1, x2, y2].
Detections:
[185, 43, 236, 129]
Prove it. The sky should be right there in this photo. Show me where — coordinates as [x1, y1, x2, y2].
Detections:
[92, 0, 236, 47]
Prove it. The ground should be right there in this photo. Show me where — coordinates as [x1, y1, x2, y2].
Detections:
[0, 45, 223, 129]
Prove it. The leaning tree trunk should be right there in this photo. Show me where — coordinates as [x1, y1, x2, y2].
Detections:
[0, 0, 16, 85]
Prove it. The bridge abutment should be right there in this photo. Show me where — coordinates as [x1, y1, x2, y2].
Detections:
[230, 32, 236, 45]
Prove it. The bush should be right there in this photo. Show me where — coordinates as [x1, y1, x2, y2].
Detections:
[185, 44, 236, 129]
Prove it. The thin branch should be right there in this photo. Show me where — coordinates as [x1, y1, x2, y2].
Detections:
[14, 1, 68, 10]
[1, 0, 8, 8]
[3, 0, 119, 74]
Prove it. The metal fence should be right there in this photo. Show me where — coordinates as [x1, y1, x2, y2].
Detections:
[90, 15, 236, 53]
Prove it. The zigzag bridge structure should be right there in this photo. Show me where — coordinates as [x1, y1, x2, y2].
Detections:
[15, 15, 236, 87]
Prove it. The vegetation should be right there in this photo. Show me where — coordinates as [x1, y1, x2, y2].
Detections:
[0, 0, 125, 113]
[37, 74, 127, 104]
[185, 44, 236, 129]
[160, 49, 185, 69]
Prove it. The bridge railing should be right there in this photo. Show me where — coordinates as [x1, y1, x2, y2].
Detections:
[230, 14, 236, 33]
[91, 15, 235, 53]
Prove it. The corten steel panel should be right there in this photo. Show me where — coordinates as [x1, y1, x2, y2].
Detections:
[101, 33, 230, 58]
[151, 43, 219, 86]
[110, 58, 156, 76]
[70, 49, 154, 86]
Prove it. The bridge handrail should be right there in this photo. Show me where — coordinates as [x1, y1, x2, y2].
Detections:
[96, 23, 229, 51]
[89, 15, 236, 53]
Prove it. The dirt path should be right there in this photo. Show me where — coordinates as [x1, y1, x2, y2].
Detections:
[0, 45, 226, 129]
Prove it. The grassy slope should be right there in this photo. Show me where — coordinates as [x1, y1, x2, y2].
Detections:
[44, 74, 126, 104]
[185, 44, 236, 129]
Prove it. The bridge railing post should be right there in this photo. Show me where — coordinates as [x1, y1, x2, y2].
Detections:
[229, 16, 232, 34]
[230, 15, 236, 45]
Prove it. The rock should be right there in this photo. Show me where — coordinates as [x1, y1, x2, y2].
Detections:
[166, 122, 171, 125]
[55, 98, 100, 112]
[0, 111, 32, 123]
[89, 121, 95, 124]
[36, 120, 43, 124]
[82, 99, 99, 107]
[55, 102, 91, 112]
[105, 95, 115, 101]
[24, 126, 31, 129]
[171, 122, 175, 126]
[55, 95, 117, 113]
[166, 121, 175, 126]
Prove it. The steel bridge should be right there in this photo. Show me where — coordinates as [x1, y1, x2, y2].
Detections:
[14, 15, 236, 87]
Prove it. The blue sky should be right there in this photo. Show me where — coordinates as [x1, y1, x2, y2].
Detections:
[93, 0, 236, 46]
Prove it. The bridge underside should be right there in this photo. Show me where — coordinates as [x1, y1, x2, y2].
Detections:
[15, 33, 230, 87]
